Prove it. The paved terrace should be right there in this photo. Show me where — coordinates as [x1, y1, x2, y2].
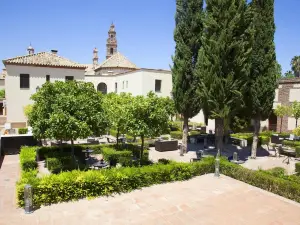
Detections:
[1, 155, 300, 225]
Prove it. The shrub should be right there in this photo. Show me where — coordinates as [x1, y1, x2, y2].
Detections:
[169, 121, 182, 131]
[19, 147, 38, 171]
[220, 160, 300, 203]
[296, 163, 300, 174]
[260, 135, 270, 145]
[17, 157, 215, 207]
[161, 136, 169, 140]
[283, 140, 300, 148]
[102, 147, 132, 163]
[18, 128, 28, 134]
[296, 147, 300, 158]
[263, 167, 286, 177]
[170, 131, 183, 140]
[189, 130, 200, 136]
[46, 157, 63, 172]
[158, 158, 171, 164]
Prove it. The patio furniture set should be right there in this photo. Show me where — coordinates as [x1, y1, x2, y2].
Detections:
[269, 134, 298, 165]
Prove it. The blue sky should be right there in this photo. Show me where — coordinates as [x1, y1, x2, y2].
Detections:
[0, 0, 299, 73]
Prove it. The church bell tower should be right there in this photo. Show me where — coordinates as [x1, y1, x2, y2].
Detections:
[106, 23, 117, 59]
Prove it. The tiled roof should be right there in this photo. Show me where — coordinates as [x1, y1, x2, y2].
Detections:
[85, 64, 96, 75]
[95, 52, 137, 71]
[3, 52, 87, 69]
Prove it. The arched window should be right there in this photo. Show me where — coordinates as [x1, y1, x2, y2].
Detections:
[97, 82, 107, 94]
[110, 48, 114, 55]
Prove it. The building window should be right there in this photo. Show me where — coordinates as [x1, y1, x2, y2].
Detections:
[65, 76, 74, 81]
[126, 81, 128, 88]
[110, 48, 114, 54]
[122, 81, 124, 89]
[46, 75, 50, 82]
[20, 74, 30, 89]
[155, 80, 162, 92]
[115, 82, 118, 93]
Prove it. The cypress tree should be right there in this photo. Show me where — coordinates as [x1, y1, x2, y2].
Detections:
[249, 0, 277, 158]
[171, 0, 204, 154]
[197, 0, 253, 155]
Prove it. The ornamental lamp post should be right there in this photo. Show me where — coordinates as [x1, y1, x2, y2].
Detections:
[24, 184, 33, 214]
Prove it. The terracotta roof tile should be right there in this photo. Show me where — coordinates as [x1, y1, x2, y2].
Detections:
[95, 52, 137, 71]
[3, 52, 87, 69]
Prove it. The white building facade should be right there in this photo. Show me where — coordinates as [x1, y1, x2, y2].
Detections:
[1, 24, 208, 129]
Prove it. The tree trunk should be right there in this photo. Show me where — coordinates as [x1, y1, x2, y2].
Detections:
[116, 127, 119, 149]
[182, 115, 189, 154]
[71, 139, 75, 160]
[296, 118, 298, 128]
[140, 135, 144, 163]
[60, 138, 63, 152]
[215, 118, 224, 157]
[280, 117, 283, 133]
[251, 116, 261, 159]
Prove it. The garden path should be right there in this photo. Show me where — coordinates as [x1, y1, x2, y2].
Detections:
[1, 173, 300, 225]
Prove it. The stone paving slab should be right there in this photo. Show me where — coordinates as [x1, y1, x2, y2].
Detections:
[1, 154, 300, 225]
[1, 170, 300, 224]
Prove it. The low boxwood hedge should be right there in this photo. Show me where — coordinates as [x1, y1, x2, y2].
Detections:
[295, 147, 300, 158]
[19, 147, 38, 171]
[17, 146, 300, 209]
[18, 128, 28, 134]
[296, 163, 300, 174]
[283, 140, 300, 148]
[170, 131, 183, 140]
[220, 160, 300, 203]
[17, 154, 215, 207]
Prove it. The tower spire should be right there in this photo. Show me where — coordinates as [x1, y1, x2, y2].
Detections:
[106, 23, 117, 59]
[93, 47, 98, 66]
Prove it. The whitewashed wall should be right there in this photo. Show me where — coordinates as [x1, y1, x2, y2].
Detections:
[5, 65, 85, 123]
[289, 89, 300, 102]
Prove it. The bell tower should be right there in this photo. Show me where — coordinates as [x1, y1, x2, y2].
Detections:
[106, 23, 117, 59]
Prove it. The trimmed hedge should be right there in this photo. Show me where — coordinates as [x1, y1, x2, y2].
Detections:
[296, 147, 300, 158]
[231, 133, 270, 146]
[19, 147, 38, 171]
[220, 160, 300, 203]
[17, 156, 215, 207]
[283, 140, 300, 148]
[296, 163, 300, 174]
[18, 128, 28, 134]
[170, 131, 183, 140]
[46, 157, 62, 172]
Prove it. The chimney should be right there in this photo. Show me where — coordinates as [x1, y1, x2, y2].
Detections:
[93, 47, 98, 66]
[51, 50, 58, 55]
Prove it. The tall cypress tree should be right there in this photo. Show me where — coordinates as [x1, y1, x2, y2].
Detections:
[197, 0, 253, 154]
[249, 0, 277, 158]
[171, 0, 204, 154]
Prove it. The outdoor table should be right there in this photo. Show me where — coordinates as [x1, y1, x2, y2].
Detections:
[82, 149, 94, 159]
[282, 149, 295, 165]
[92, 161, 109, 169]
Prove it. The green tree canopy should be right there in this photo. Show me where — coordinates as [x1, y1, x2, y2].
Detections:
[29, 81, 108, 155]
[171, 0, 204, 154]
[103, 92, 133, 147]
[127, 92, 174, 159]
[197, 0, 252, 154]
[291, 55, 300, 77]
[291, 101, 300, 128]
[246, 0, 277, 158]
[284, 70, 294, 78]
[274, 105, 291, 133]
